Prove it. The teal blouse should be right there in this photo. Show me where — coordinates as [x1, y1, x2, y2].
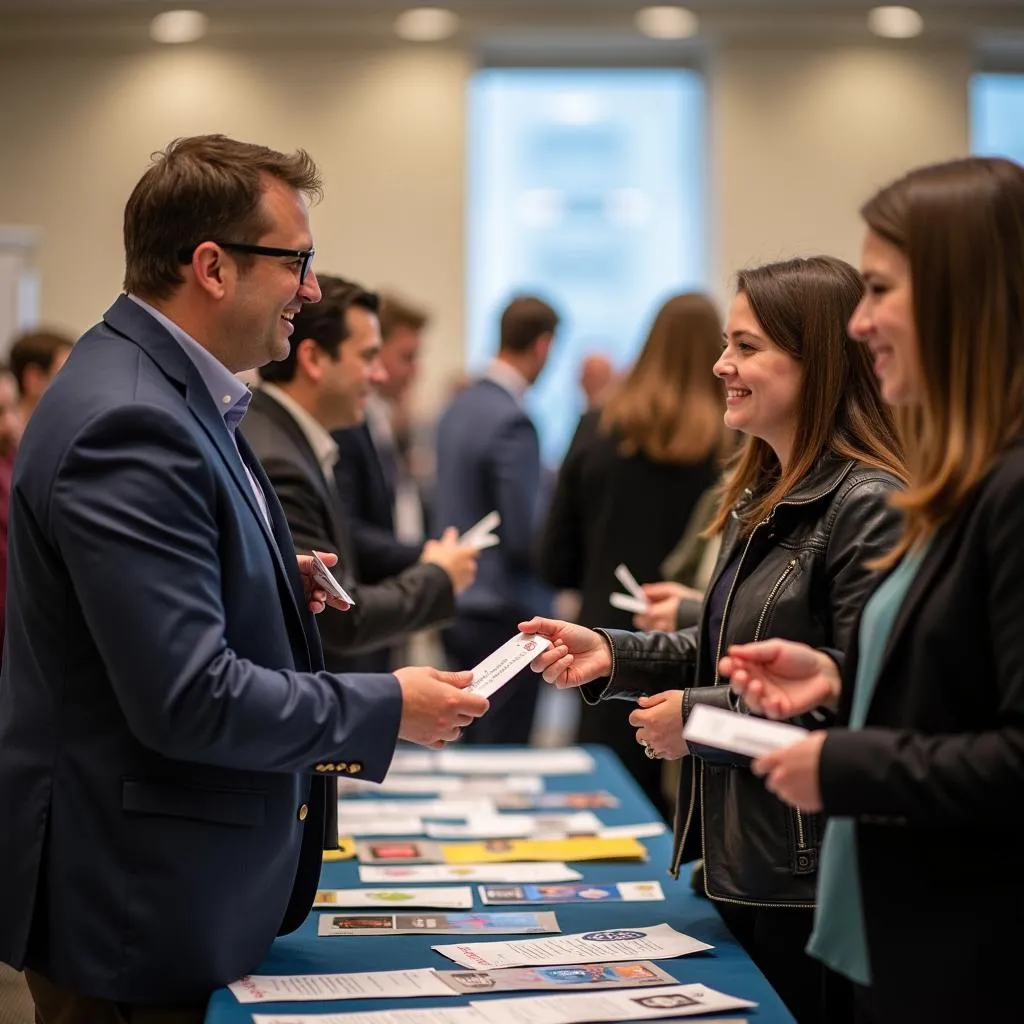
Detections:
[807, 541, 931, 985]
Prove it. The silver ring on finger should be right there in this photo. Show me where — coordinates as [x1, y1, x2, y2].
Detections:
[644, 745, 657, 759]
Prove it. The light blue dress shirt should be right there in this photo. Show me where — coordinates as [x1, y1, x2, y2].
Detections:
[127, 295, 270, 527]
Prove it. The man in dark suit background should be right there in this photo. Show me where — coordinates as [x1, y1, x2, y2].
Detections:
[433, 295, 559, 744]
[242, 276, 477, 672]
[0, 135, 488, 1024]
[332, 293, 430, 586]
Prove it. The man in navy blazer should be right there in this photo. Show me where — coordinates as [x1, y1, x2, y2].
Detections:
[0, 135, 487, 1023]
[433, 296, 559, 744]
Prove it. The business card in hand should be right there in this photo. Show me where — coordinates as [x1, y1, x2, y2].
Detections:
[311, 551, 356, 606]
[469, 633, 553, 700]
[683, 704, 808, 759]
[460, 511, 501, 551]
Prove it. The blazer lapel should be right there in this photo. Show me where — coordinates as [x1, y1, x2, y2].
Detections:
[102, 296, 312, 664]
[873, 511, 967, 690]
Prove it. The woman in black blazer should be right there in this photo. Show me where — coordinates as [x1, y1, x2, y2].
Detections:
[538, 293, 724, 814]
[722, 157, 1024, 1023]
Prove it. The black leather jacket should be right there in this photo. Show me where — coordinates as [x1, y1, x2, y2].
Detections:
[581, 456, 903, 907]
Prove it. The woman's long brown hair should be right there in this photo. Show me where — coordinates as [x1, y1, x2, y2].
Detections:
[707, 256, 906, 536]
[600, 292, 726, 464]
[861, 157, 1024, 565]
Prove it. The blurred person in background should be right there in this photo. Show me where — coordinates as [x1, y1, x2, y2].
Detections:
[0, 366, 21, 661]
[538, 293, 725, 815]
[8, 329, 73, 428]
[333, 291, 434, 672]
[333, 292, 430, 589]
[434, 295, 559, 744]
[578, 352, 617, 410]
[521, 256, 906, 1024]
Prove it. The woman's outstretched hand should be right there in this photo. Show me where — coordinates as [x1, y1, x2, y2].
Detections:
[719, 639, 841, 719]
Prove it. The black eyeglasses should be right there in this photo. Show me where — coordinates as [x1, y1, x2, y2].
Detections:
[179, 241, 316, 284]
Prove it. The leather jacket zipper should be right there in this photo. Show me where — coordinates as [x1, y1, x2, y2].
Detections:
[753, 558, 798, 642]
[674, 481, 845, 903]
[670, 511, 766, 877]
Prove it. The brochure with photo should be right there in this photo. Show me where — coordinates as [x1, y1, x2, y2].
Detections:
[317, 911, 561, 937]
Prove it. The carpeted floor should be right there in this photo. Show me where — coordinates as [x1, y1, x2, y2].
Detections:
[0, 964, 34, 1024]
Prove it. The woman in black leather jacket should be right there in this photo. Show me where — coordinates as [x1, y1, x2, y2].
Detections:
[521, 255, 906, 1024]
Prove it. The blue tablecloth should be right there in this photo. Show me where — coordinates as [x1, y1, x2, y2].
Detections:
[205, 745, 795, 1022]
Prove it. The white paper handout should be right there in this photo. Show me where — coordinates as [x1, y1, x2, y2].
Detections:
[230, 968, 457, 1004]
[468, 984, 756, 1024]
[436, 748, 596, 776]
[466, 633, 552, 700]
[343, 775, 544, 796]
[425, 812, 603, 841]
[339, 799, 496, 821]
[459, 511, 501, 551]
[359, 863, 584, 885]
[346, 817, 424, 837]
[593, 823, 666, 840]
[433, 923, 713, 970]
[251, 1008, 484, 1024]
[683, 704, 809, 759]
[314, 887, 473, 910]
[311, 552, 357, 606]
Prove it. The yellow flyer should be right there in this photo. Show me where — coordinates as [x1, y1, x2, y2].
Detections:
[442, 836, 647, 864]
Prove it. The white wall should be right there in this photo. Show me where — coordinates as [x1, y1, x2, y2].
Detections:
[0, 36, 972, 412]
[709, 41, 972, 294]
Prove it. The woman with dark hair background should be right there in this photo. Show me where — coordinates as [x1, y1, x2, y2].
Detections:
[539, 292, 725, 815]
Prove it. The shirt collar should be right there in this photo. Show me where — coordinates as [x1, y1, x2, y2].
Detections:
[258, 382, 340, 477]
[127, 294, 251, 432]
[484, 358, 530, 403]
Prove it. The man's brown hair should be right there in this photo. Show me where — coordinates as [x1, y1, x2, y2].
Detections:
[123, 134, 323, 301]
[378, 293, 429, 341]
[499, 296, 560, 354]
[8, 330, 74, 394]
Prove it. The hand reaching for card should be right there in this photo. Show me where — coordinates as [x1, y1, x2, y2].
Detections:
[719, 639, 841, 719]
[517, 618, 613, 688]
[394, 667, 490, 749]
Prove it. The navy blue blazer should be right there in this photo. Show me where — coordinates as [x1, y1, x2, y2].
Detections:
[332, 423, 421, 584]
[433, 377, 552, 620]
[0, 296, 402, 1003]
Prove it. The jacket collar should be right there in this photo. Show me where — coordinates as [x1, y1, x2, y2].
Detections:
[101, 295, 309, 646]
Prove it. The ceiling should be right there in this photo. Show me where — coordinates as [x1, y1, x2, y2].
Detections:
[0, 0, 1022, 47]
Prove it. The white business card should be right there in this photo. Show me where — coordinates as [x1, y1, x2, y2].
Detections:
[609, 592, 649, 614]
[311, 551, 356, 606]
[468, 632, 553, 699]
[460, 511, 502, 551]
[683, 704, 808, 759]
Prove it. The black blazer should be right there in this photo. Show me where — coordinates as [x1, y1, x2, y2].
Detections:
[242, 389, 455, 668]
[819, 439, 1024, 1019]
[332, 423, 421, 584]
[539, 410, 718, 629]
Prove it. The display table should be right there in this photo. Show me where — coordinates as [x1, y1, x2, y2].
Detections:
[205, 745, 795, 1023]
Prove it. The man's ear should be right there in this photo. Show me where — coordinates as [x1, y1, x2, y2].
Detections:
[294, 338, 322, 382]
[190, 242, 230, 300]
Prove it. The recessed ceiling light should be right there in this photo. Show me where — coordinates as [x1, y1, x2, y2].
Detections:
[867, 6, 924, 39]
[635, 5, 700, 40]
[150, 9, 209, 44]
[394, 7, 461, 42]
